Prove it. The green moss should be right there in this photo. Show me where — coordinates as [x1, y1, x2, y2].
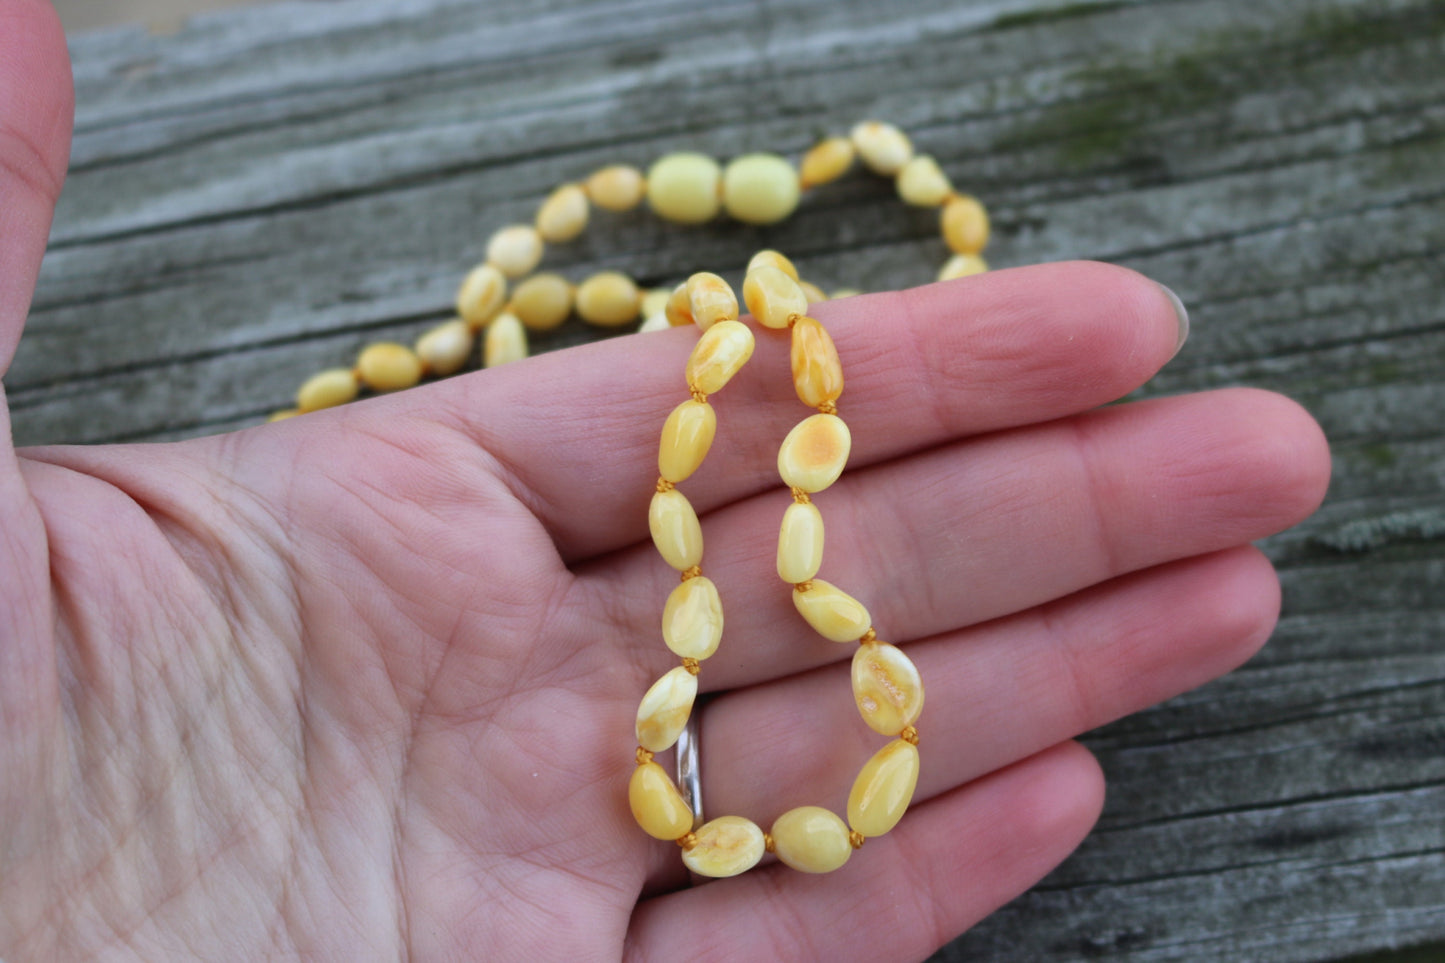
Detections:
[1359, 444, 1397, 469]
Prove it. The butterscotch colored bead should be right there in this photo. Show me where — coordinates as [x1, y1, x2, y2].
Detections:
[636, 665, 698, 752]
[793, 578, 871, 643]
[743, 265, 809, 330]
[296, 368, 359, 412]
[414, 320, 474, 376]
[662, 575, 724, 660]
[356, 342, 423, 392]
[746, 248, 799, 280]
[686, 319, 755, 394]
[771, 807, 852, 874]
[941, 195, 991, 255]
[456, 263, 508, 328]
[791, 316, 843, 408]
[535, 183, 589, 243]
[649, 488, 703, 571]
[853, 641, 925, 735]
[800, 136, 856, 189]
[483, 312, 528, 367]
[798, 280, 827, 304]
[847, 739, 920, 837]
[777, 412, 851, 493]
[896, 154, 953, 207]
[777, 500, 825, 584]
[647, 152, 721, 225]
[658, 398, 717, 483]
[685, 272, 739, 332]
[850, 121, 914, 176]
[486, 224, 544, 278]
[510, 273, 574, 331]
[681, 816, 766, 878]
[585, 164, 646, 211]
[938, 253, 989, 281]
[576, 271, 641, 327]
[629, 762, 695, 840]
[722, 152, 801, 225]
[664, 282, 694, 327]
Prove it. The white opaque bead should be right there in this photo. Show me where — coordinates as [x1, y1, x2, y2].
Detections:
[743, 265, 809, 330]
[852, 642, 924, 735]
[585, 165, 646, 212]
[296, 368, 359, 412]
[685, 272, 739, 332]
[630, 762, 694, 840]
[510, 273, 574, 331]
[686, 319, 755, 394]
[647, 152, 721, 225]
[681, 816, 766, 878]
[847, 739, 920, 838]
[662, 576, 723, 660]
[777, 413, 851, 493]
[456, 263, 508, 327]
[800, 137, 856, 188]
[938, 253, 988, 281]
[635, 665, 698, 752]
[777, 501, 824, 584]
[649, 488, 703, 571]
[850, 121, 914, 176]
[658, 399, 716, 483]
[486, 224, 544, 278]
[722, 152, 801, 225]
[896, 154, 953, 207]
[535, 183, 590, 242]
[484, 312, 527, 366]
[637, 312, 672, 333]
[793, 578, 871, 643]
[414, 320, 474, 376]
[576, 271, 641, 327]
[771, 807, 852, 874]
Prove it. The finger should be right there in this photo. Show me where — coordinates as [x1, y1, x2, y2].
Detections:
[626, 741, 1104, 962]
[415, 260, 1185, 563]
[589, 388, 1327, 693]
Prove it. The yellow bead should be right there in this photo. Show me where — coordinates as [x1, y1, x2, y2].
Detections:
[938, 253, 989, 281]
[637, 312, 672, 333]
[636, 665, 698, 752]
[486, 224, 544, 278]
[777, 412, 851, 493]
[776, 501, 824, 584]
[268, 409, 300, 422]
[793, 578, 871, 643]
[853, 642, 924, 735]
[722, 152, 800, 225]
[743, 265, 809, 330]
[510, 273, 575, 331]
[896, 154, 953, 207]
[629, 762, 695, 840]
[686, 319, 754, 394]
[746, 248, 800, 280]
[641, 287, 673, 320]
[296, 368, 359, 412]
[799, 137, 855, 189]
[649, 488, 703, 571]
[681, 816, 766, 878]
[414, 320, 474, 376]
[850, 121, 914, 176]
[664, 282, 694, 327]
[585, 164, 646, 212]
[790, 316, 843, 408]
[798, 280, 827, 305]
[847, 739, 920, 838]
[771, 807, 852, 874]
[535, 183, 590, 243]
[484, 312, 528, 367]
[662, 575, 724, 660]
[658, 399, 716, 483]
[941, 195, 990, 255]
[456, 263, 508, 328]
[646, 152, 721, 225]
[575, 271, 641, 327]
[356, 342, 424, 392]
[685, 272, 739, 332]
[831, 288, 862, 300]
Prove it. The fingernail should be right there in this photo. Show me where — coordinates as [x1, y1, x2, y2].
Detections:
[1159, 283, 1189, 357]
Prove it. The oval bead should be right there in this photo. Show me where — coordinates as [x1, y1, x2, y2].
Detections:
[776, 501, 825, 584]
[722, 152, 800, 225]
[414, 319, 474, 376]
[743, 265, 809, 330]
[510, 273, 574, 331]
[685, 272, 739, 332]
[664, 282, 694, 327]
[790, 316, 843, 408]
[637, 313, 672, 333]
[831, 288, 862, 300]
[852, 642, 925, 735]
[850, 120, 914, 176]
[896, 154, 953, 207]
[635, 665, 698, 752]
[629, 762, 694, 840]
[777, 413, 851, 493]
[847, 739, 920, 838]
[662, 575, 724, 660]
[646, 152, 721, 225]
[681, 816, 766, 878]
[356, 342, 424, 392]
[658, 399, 716, 483]
[649, 488, 703, 571]
[641, 287, 673, 320]
[296, 368, 359, 412]
[484, 312, 528, 367]
[585, 164, 646, 212]
[798, 279, 827, 305]
[800, 136, 856, 188]
[771, 806, 852, 874]
[456, 263, 508, 327]
[535, 182, 589, 242]
[485, 224, 544, 278]
[793, 578, 871, 642]
[268, 409, 299, 422]
[746, 248, 800, 281]
[941, 194, 990, 255]
[686, 319, 755, 394]
[576, 271, 641, 327]
[938, 253, 989, 282]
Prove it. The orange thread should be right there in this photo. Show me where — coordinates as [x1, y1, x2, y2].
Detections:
[681, 658, 700, 676]
[900, 726, 919, 746]
[763, 833, 776, 853]
[794, 580, 814, 594]
[690, 385, 708, 404]
[859, 628, 877, 644]
[656, 477, 675, 493]
[849, 831, 865, 849]
[677, 832, 698, 851]
[635, 746, 654, 766]
[790, 486, 811, 504]
[680, 565, 703, 582]
[817, 400, 838, 415]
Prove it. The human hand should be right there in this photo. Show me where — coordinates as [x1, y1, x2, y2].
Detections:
[0, 4, 1329, 960]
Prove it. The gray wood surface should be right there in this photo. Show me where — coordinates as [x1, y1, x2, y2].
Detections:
[12, 0, 1445, 959]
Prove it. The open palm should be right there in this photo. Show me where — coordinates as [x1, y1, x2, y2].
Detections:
[0, 4, 1329, 960]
